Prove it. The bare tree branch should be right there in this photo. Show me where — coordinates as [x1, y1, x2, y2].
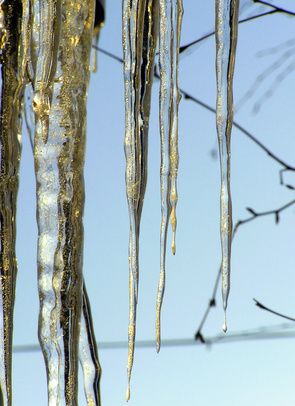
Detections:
[92, 45, 295, 174]
[195, 198, 295, 343]
[233, 198, 295, 233]
[253, 0, 295, 16]
[182, 91, 295, 172]
[93, 45, 123, 63]
[280, 168, 295, 190]
[180, 0, 295, 56]
[179, 10, 277, 55]
[254, 299, 295, 322]
[92, 46, 295, 344]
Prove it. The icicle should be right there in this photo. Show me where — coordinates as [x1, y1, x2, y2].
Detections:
[33, 0, 95, 404]
[78, 7, 105, 402]
[122, 0, 158, 400]
[215, 0, 239, 330]
[25, 87, 101, 406]
[156, 0, 183, 353]
[0, 2, 25, 404]
[31, 0, 60, 144]
[79, 283, 102, 406]
[91, 0, 105, 73]
[169, 0, 183, 256]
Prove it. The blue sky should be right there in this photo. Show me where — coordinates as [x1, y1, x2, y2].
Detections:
[12, 1, 295, 405]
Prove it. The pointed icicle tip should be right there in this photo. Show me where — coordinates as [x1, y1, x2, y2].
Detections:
[222, 312, 227, 333]
[156, 306, 162, 353]
[126, 382, 130, 402]
[171, 239, 176, 256]
[156, 340, 161, 354]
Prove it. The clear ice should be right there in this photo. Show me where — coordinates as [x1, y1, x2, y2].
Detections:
[215, 0, 239, 329]
[0, 2, 23, 403]
[32, 0, 96, 403]
[122, 0, 159, 400]
[156, 0, 183, 352]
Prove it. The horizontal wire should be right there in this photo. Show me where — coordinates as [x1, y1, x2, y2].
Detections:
[13, 324, 295, 353]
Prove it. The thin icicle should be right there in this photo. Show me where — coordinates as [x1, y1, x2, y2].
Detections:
[215, 0, 239, 331]
[156, 0, 172, 357]
[33, 1, 95, 404]
[0, 2, 23, 403]
[79, 283, 102, 406]
[91, 0, 105, 73]
[169, 0, 183, 256]
[156, 0, 183, 353]
[78, 9, 106, 403]
[123, 0, 158, 400]
[31, 0, 59, 144]
[137, 0, 158, 222]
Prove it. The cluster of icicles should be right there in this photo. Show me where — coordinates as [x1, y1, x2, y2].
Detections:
[0, 0, 239, 404]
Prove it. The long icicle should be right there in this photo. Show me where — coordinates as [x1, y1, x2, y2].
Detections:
[156, 0, 183, 353]
[79, 283, 102, 406]
[123, 0, 159, 400]
[0, 2, 24, 404]
[78, 4, 106, 403]
[123, 0, 144, 399]
[169, 0, 183, 256]
[25, 85, 102, 406]
[215, 0, 239, 332]
[26, 97, 101, 406]
[33, 0, 95, 403]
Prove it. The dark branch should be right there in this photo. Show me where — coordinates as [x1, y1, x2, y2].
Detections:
[233, 198, 295, 234]
[92, 45, 295, 340]
[280, 168, 295, 190]
[254, 299, 295, 322]
[182, 92, 295, 172]
[253, 0, 295, 16]
[93, 45, 123, 64]
[94, 46, 295, 173]
[179, 10, 277, 55]
[194, 198, 295, 341]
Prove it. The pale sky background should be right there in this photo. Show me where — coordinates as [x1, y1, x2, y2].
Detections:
[11, 0, 295, 405]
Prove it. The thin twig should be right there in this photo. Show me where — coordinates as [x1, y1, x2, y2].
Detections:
[179, 10, 277, 55]
[233, 198, 295, 233]
[182, 92, 295, 172]
[180, 1, 295, 56]
[93, 45, 295, 344]
[195, 199, 295, 342]
[280, 168, 295, 190]
[254, 299, 295, 322]
[253, 0, 295, 16]
[93, 45, 123, 64]
[94, 47, 295, 173]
